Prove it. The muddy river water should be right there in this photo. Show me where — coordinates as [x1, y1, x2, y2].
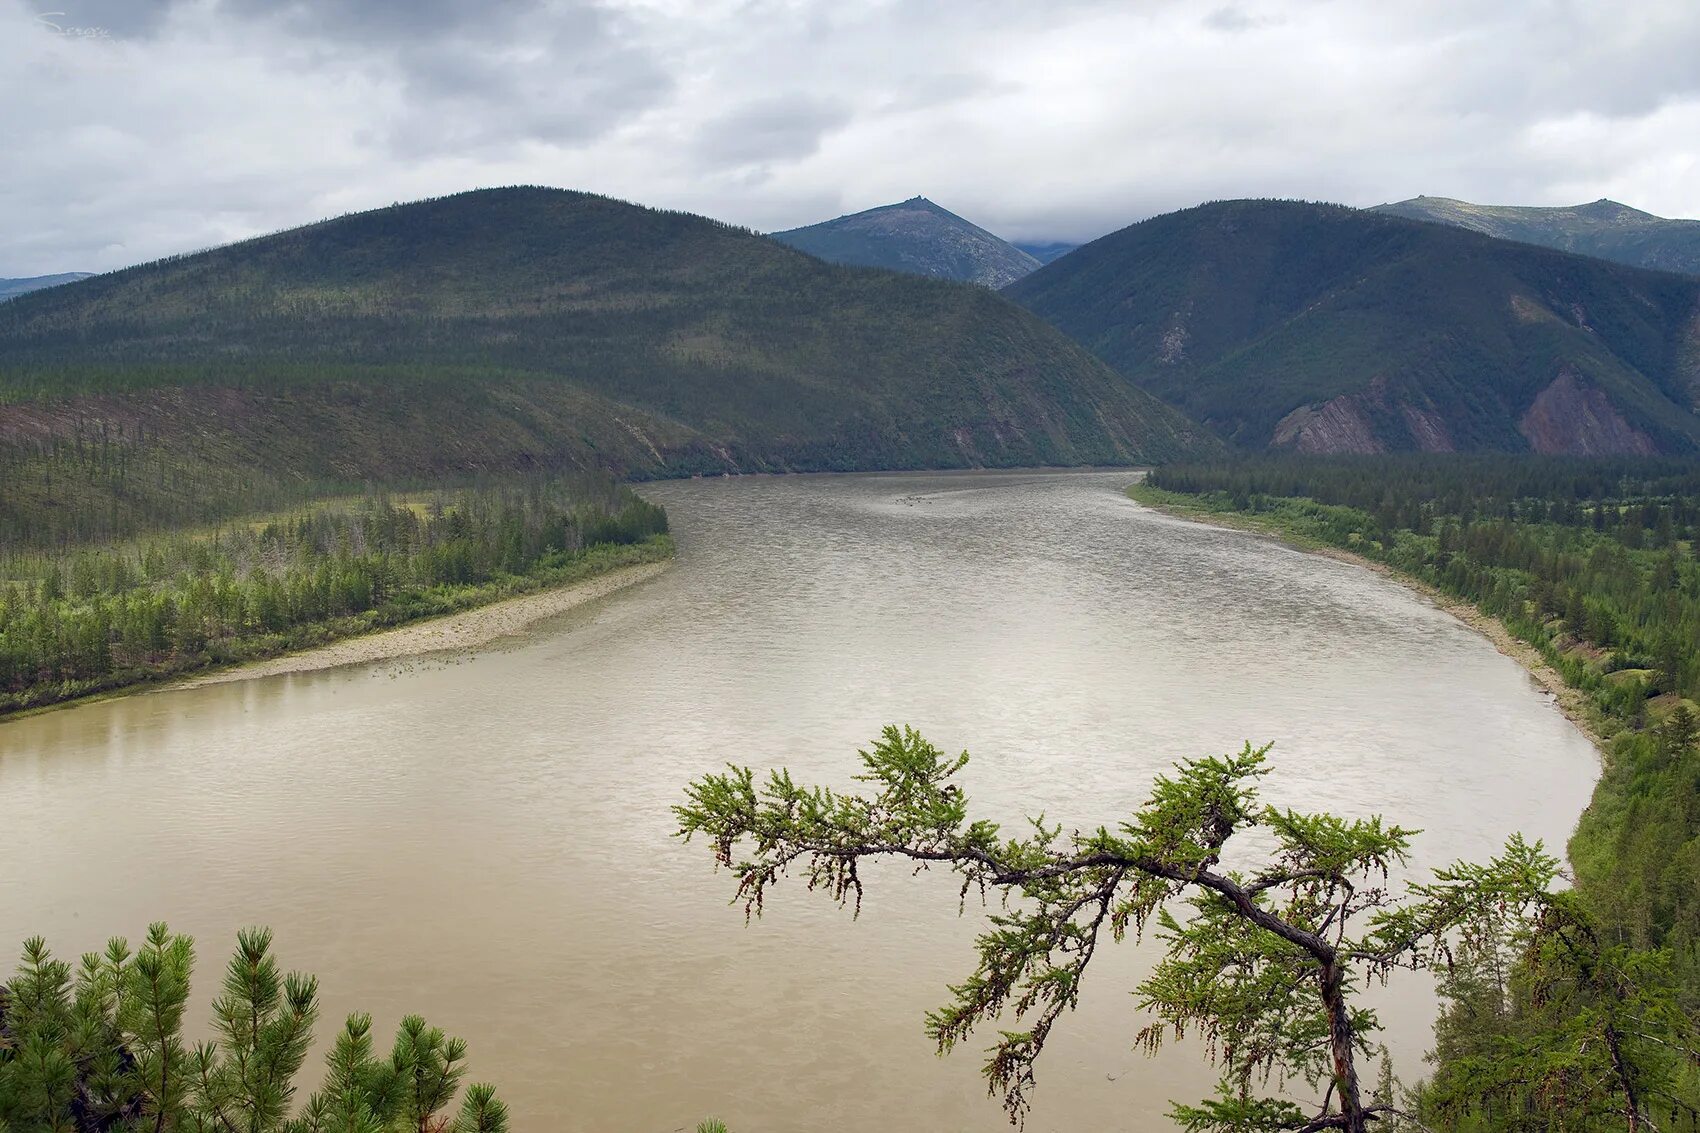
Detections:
[0, 470, 1598, 1131]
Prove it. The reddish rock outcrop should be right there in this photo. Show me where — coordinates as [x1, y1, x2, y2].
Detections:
[1398, 405, 1457, 452]
[1271, 396, 1385, 454]
[1518, 368, 1658, 455]
[1271, 376, 1456, 454]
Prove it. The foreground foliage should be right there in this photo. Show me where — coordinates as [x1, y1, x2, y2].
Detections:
[1139, 457, 1700, 950]
[1420, 902, 1700, 1130]
[0, 924, 507, 1133]
[1139, 454, 1700, 1127]
[678, 727, 1696, 1131]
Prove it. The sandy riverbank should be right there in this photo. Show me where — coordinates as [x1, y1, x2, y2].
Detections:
[176, 560, 671, 689]
[1302, 544, 1605, 754]
[1129, 490, 1609, 756]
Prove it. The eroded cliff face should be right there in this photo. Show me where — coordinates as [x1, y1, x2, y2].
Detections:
[1518, 368, 1658, 455]
[1271, 371, 1665, 457]
[1269, 378, 1457, 454]
[1398, 404, 1457, 452]
[1271, 397, 1384, 453]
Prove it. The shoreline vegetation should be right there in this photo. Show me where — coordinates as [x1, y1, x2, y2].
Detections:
[1127, 479, 1608, 753]
[1127, 460, 1700, 761]
[176, 556, 670, 689]
[1127, 456, 1700, 1122]
[0, 474, 672, 720]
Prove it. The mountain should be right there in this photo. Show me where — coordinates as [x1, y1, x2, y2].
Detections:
[1005, 199, 1700, 455]
[0, 273, 94, 301]
[771, 197, 1042, 287]
[0, 187, 1217, 537]
[1015, 242, 1080, 266]
[1374, 196, 1700, 277]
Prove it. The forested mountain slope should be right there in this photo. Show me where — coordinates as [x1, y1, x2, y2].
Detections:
[1005, 200, 1700, 454]
[1376, 196, 1700, 277]
[0, 187, 1216, 540]
[771, 197, 1042, 287]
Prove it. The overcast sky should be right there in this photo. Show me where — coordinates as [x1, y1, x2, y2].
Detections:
[4, 0, 1699, 275]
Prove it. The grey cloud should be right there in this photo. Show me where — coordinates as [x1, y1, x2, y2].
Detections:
[214, 0, 545, 43]
[1333, 3, 1700, 121]
[877, 72, 1017, 115]
[380, 18, 673, 158]
[217, 1, 675, 159]
[396, 3, 659, 97]
[4, 0, 1700, 276]
[1203, 6, 1273, 33]
[691, 95, 853, 167]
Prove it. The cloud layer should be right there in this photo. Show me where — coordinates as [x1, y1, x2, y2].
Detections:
[4, 0, 1698, 274]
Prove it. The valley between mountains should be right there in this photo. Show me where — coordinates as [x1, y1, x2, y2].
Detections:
[5, 187, 1699, 551]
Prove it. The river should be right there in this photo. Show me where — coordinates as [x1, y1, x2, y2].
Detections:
[0, 470, 1598, 1131]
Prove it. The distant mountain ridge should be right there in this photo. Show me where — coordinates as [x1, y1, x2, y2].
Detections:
[1007, 199, 1700, 456]
[1374, 196, 1700, 276]
[0, 273, 94, 302]
[771, 197, 1042, 287]
[1015, 242, 1080, 265]
[0, 187, 1217, 533]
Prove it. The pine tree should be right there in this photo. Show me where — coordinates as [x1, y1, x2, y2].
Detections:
[0, 927, 505, 1133]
